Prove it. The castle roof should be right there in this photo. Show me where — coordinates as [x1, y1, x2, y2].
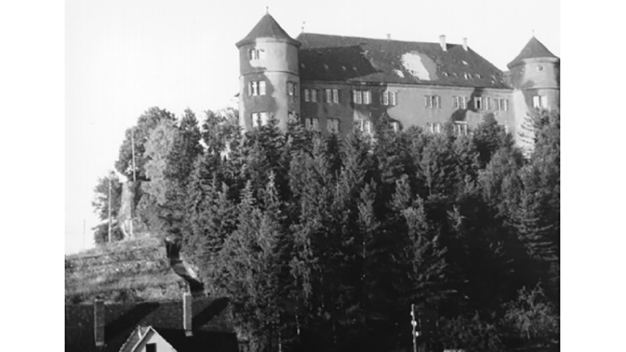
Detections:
[65, 297, 236, 352]
[507, 36, 559, 68]
[236, 13, 300, 47]
[296, 33, 509, 89]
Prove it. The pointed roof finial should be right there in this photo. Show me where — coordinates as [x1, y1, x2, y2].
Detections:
[532, 29, 535, 37]
[301, 21, 306, 33]
[266, 6, 269, 14]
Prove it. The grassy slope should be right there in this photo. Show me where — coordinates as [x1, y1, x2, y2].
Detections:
[65, 236, 187, 304]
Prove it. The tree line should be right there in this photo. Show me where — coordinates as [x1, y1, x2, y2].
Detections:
[92, 107, 560, 352]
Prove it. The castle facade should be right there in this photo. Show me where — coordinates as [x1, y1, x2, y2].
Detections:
[236, 13, 559, 150]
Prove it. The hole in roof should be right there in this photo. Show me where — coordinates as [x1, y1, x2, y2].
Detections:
[462, 60, 469, 66]
[353, 67, 357, 71]
[323, 64, 329, 71]
[476, 74, 481, 78]
[342, 66, 347, 71]
[464, 73, 469, 79]
[394, 69, 404, 78]
[442, 72, 448, 76]
[300, 63, 306, 68]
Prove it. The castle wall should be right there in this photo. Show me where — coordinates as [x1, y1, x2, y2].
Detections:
[300, 81, 515, 135]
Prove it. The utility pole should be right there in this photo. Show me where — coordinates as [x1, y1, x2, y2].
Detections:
[108, 173, 112, 243]
[411, 304, 417, 352]
[130, 127, 136, 238]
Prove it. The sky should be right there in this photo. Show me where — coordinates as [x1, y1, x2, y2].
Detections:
[65, 0, 560, 254]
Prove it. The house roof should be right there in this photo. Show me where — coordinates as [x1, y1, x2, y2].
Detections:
[507, 36, 559, 68]
[65, 297, 237, 352]
[236, 13, 300, 47]
[296, 33, 509, 89]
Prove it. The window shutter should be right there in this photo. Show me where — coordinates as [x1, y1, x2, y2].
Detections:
[248, 82, 252, 96]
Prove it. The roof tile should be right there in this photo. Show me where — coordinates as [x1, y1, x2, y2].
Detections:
[296, 33, 509, 89]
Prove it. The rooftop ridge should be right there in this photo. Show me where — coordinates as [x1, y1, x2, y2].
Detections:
[297, 32, 467, 47]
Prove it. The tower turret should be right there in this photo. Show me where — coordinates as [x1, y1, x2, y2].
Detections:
[507, 36, 560, 152]
[236, 13, 301, 132]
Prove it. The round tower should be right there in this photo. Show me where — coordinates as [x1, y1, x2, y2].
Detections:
[236, 13, 301, 132]
[507, 36, 560, 153]
[507, 36, 560, 111]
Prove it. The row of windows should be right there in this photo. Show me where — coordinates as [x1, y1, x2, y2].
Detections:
[428, 122, 469, 136]
[303, 88, 398, 106]
[428, 95, 510, 111]
[304, 117, 341, 133]
[250, 82, 516, 113]
[248, 81, 299, 98]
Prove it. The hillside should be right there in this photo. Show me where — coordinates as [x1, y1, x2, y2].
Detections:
[65, 236, 188, 304]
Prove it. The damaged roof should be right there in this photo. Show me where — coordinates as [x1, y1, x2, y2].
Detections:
[508, 36, 559, 68]
[237, 13, 300, 47]
[296, 33, 509, 89]
[65, 297, 237, 352]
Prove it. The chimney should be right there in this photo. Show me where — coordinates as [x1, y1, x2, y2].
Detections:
[387, 33, 391, 40]
[462, 37, 468, 51]
[439, 35, 446, 51]
[183, 292, 193, 337]
[94, 299, 105, 347]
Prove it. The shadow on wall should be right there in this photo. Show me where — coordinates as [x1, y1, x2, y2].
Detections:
[105, 302, 161, 340]
[448, 87, 503, 128]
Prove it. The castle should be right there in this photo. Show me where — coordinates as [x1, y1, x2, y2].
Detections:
[236, 13, 559, 150]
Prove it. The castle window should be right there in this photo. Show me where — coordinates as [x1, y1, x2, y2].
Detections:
[304, 89, 310, 102]
[311, 89, 318, 102]
[333, 89, 339, 103]
[428, 122, 442, 134]
[382, 91, 397, 106]
[485, 97, 491, 110]
[454, 122, 468, 136]
[259, 81, 266, 95]
[328, 118, 340, 133]
[249, 49, 261, 60]
[533, 95, 548, 109]
[390, 92, 397, 106]
[249, 81, 265, 96]
[305, 117, 319, 131]
[453, 96, 467, 109]
[474, 96, 483, 110]
[360, 120, 372, 134]
[502, 99, 509, 111]
[252, 112, 268, 127]
[363, 90, 372, 105]
[353, 90, 363, 104]
[424, 95, 440, 109]
[325, 89, 332, 103]
[288, 82, 298, 97]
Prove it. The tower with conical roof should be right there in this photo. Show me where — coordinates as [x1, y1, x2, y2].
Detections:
[236, 13, 301, 132]
[507, 36, 560, 151]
